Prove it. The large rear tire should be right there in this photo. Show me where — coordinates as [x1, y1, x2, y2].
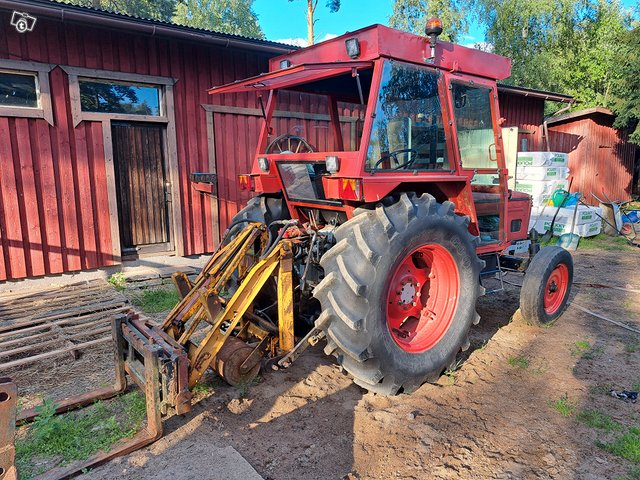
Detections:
[223, 193, 289, 244]
[313, 193, 483, 395]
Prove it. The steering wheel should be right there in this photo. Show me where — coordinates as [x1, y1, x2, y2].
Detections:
[266, 134, 315, 154]
[373, 149, 418, 170]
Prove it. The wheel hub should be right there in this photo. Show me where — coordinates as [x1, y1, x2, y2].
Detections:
[386, 244, 460, 353]
[544, 264, 569, 315]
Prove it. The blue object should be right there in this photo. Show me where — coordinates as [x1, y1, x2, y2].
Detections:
[622, 210, 639, 224]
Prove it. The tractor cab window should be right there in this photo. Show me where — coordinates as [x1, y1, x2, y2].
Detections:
[366, 61, 449, 172]
[451, 82, 498, 182]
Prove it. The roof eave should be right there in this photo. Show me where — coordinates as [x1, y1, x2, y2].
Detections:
[497, 84, 574, 104]
[0, 0, 296, 54]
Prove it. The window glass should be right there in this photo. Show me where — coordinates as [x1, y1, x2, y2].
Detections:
[0, 72, 38, 108]
[366, 61, 449, 171]
[451, 82, 496, 170]
[79, 79, 161, 116]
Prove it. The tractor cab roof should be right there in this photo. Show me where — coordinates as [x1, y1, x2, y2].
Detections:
[208, 24, 511, 97]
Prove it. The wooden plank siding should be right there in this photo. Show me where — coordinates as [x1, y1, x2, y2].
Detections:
[497, 92, 546, 151]
[548, 113, 637, 205]
[0, 10, 282, 280]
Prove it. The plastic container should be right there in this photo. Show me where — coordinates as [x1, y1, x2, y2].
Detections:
[622, 210, 639, 224]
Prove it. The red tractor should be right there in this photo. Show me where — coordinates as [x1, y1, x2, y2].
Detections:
[2, 22, 578, 480]
[208, 21, 573, 394]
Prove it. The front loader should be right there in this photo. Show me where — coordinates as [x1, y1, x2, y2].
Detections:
[3, 19, 574, 479]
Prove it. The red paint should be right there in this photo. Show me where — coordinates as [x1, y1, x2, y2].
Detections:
[544, 263, 569, 315]
[0, 10, 283, 280]
[386, 244, 459, 353]
[548, 111, 637, 205]
[268, 25, 511, 81]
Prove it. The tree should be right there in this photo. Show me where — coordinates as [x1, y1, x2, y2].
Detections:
[389, 0, 468, 42]
[612, 26, 640, 143]
[466, 0, 631, 108]
[288, 0, 341, 45]
[173, 0, 265, 38]
[71, 0, 176, 22]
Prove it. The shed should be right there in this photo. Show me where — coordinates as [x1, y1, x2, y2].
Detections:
[547, 107, 638, 205]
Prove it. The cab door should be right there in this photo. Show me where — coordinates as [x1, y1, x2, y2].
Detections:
[446, 75, 507, 245]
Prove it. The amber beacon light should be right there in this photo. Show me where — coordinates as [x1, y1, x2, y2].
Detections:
[425, 17, 443, 60]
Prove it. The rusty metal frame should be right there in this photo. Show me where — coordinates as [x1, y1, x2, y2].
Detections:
[8, 312, 163, 480]
[8, 223, 302, 479]
[0, 377, 17, 480]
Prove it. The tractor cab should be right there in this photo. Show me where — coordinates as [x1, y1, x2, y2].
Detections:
[209, 23, 531, 253]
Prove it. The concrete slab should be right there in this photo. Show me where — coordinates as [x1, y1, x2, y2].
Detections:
[78, 412, 264, 480]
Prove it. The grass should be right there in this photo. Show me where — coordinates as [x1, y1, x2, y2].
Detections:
[130, 287, 181, 314]
[571, 340, 604, 360]
[442, 358, 465, 386]
[578, 234, 634, 252]
[576, 409, 623, 432]
[597, 427, 640, 464]
[507, 354, 530, 369]
[549, 393, 576, 417]
[16, 391, 146, 479]
[107, 272, 126, 291]
[625, 338, 640, 354]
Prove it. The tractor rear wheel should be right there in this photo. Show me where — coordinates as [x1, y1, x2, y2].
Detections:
[313, 193, 483, 395]
[223, 193, 289, 244]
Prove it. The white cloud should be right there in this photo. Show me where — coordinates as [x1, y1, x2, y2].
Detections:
[273, 33, 339, 48]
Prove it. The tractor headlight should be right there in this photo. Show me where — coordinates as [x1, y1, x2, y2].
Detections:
[258, 157, 270, 173]
[325, 155, 340, 174]
[345, 38, 360, 59]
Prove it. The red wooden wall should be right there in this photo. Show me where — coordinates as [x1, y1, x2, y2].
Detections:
[498, 91, 546, 151]
[548, 113, 637, 205]
[0, 10, 279, 281]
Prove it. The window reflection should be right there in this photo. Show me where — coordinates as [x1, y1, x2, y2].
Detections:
[366, 61, 449, 171]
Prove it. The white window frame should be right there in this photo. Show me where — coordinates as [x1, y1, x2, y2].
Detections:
[0, 59, 54, 126]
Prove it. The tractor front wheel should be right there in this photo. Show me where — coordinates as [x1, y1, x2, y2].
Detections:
[520, 246, 573, 326]
[313, 193, 483, 395]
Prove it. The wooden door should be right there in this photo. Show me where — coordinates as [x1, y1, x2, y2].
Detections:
[112, 122, 172, 256]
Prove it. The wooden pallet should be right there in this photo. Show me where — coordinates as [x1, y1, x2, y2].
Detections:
[0, 280, 130, 371]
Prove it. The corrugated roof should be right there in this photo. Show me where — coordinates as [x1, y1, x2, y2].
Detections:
[546, 107, 614, 125]
[1, 0, 298, 53]
[497, 83, 574, 104]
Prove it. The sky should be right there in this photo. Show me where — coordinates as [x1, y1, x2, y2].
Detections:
[254, 0, 638, 47]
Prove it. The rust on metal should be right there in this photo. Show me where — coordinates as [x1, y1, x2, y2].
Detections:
[0, 377, 17, 480]
[213, 337, 261, 387]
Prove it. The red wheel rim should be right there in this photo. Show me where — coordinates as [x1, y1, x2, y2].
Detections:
[386, 244, 460, 353]
[543, 263, 569, 315]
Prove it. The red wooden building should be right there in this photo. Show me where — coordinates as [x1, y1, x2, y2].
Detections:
[547, 107, 638, 205]
[0, 0, 300, 281]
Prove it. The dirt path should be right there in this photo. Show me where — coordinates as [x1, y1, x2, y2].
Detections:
[10, 247, 640, 479]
